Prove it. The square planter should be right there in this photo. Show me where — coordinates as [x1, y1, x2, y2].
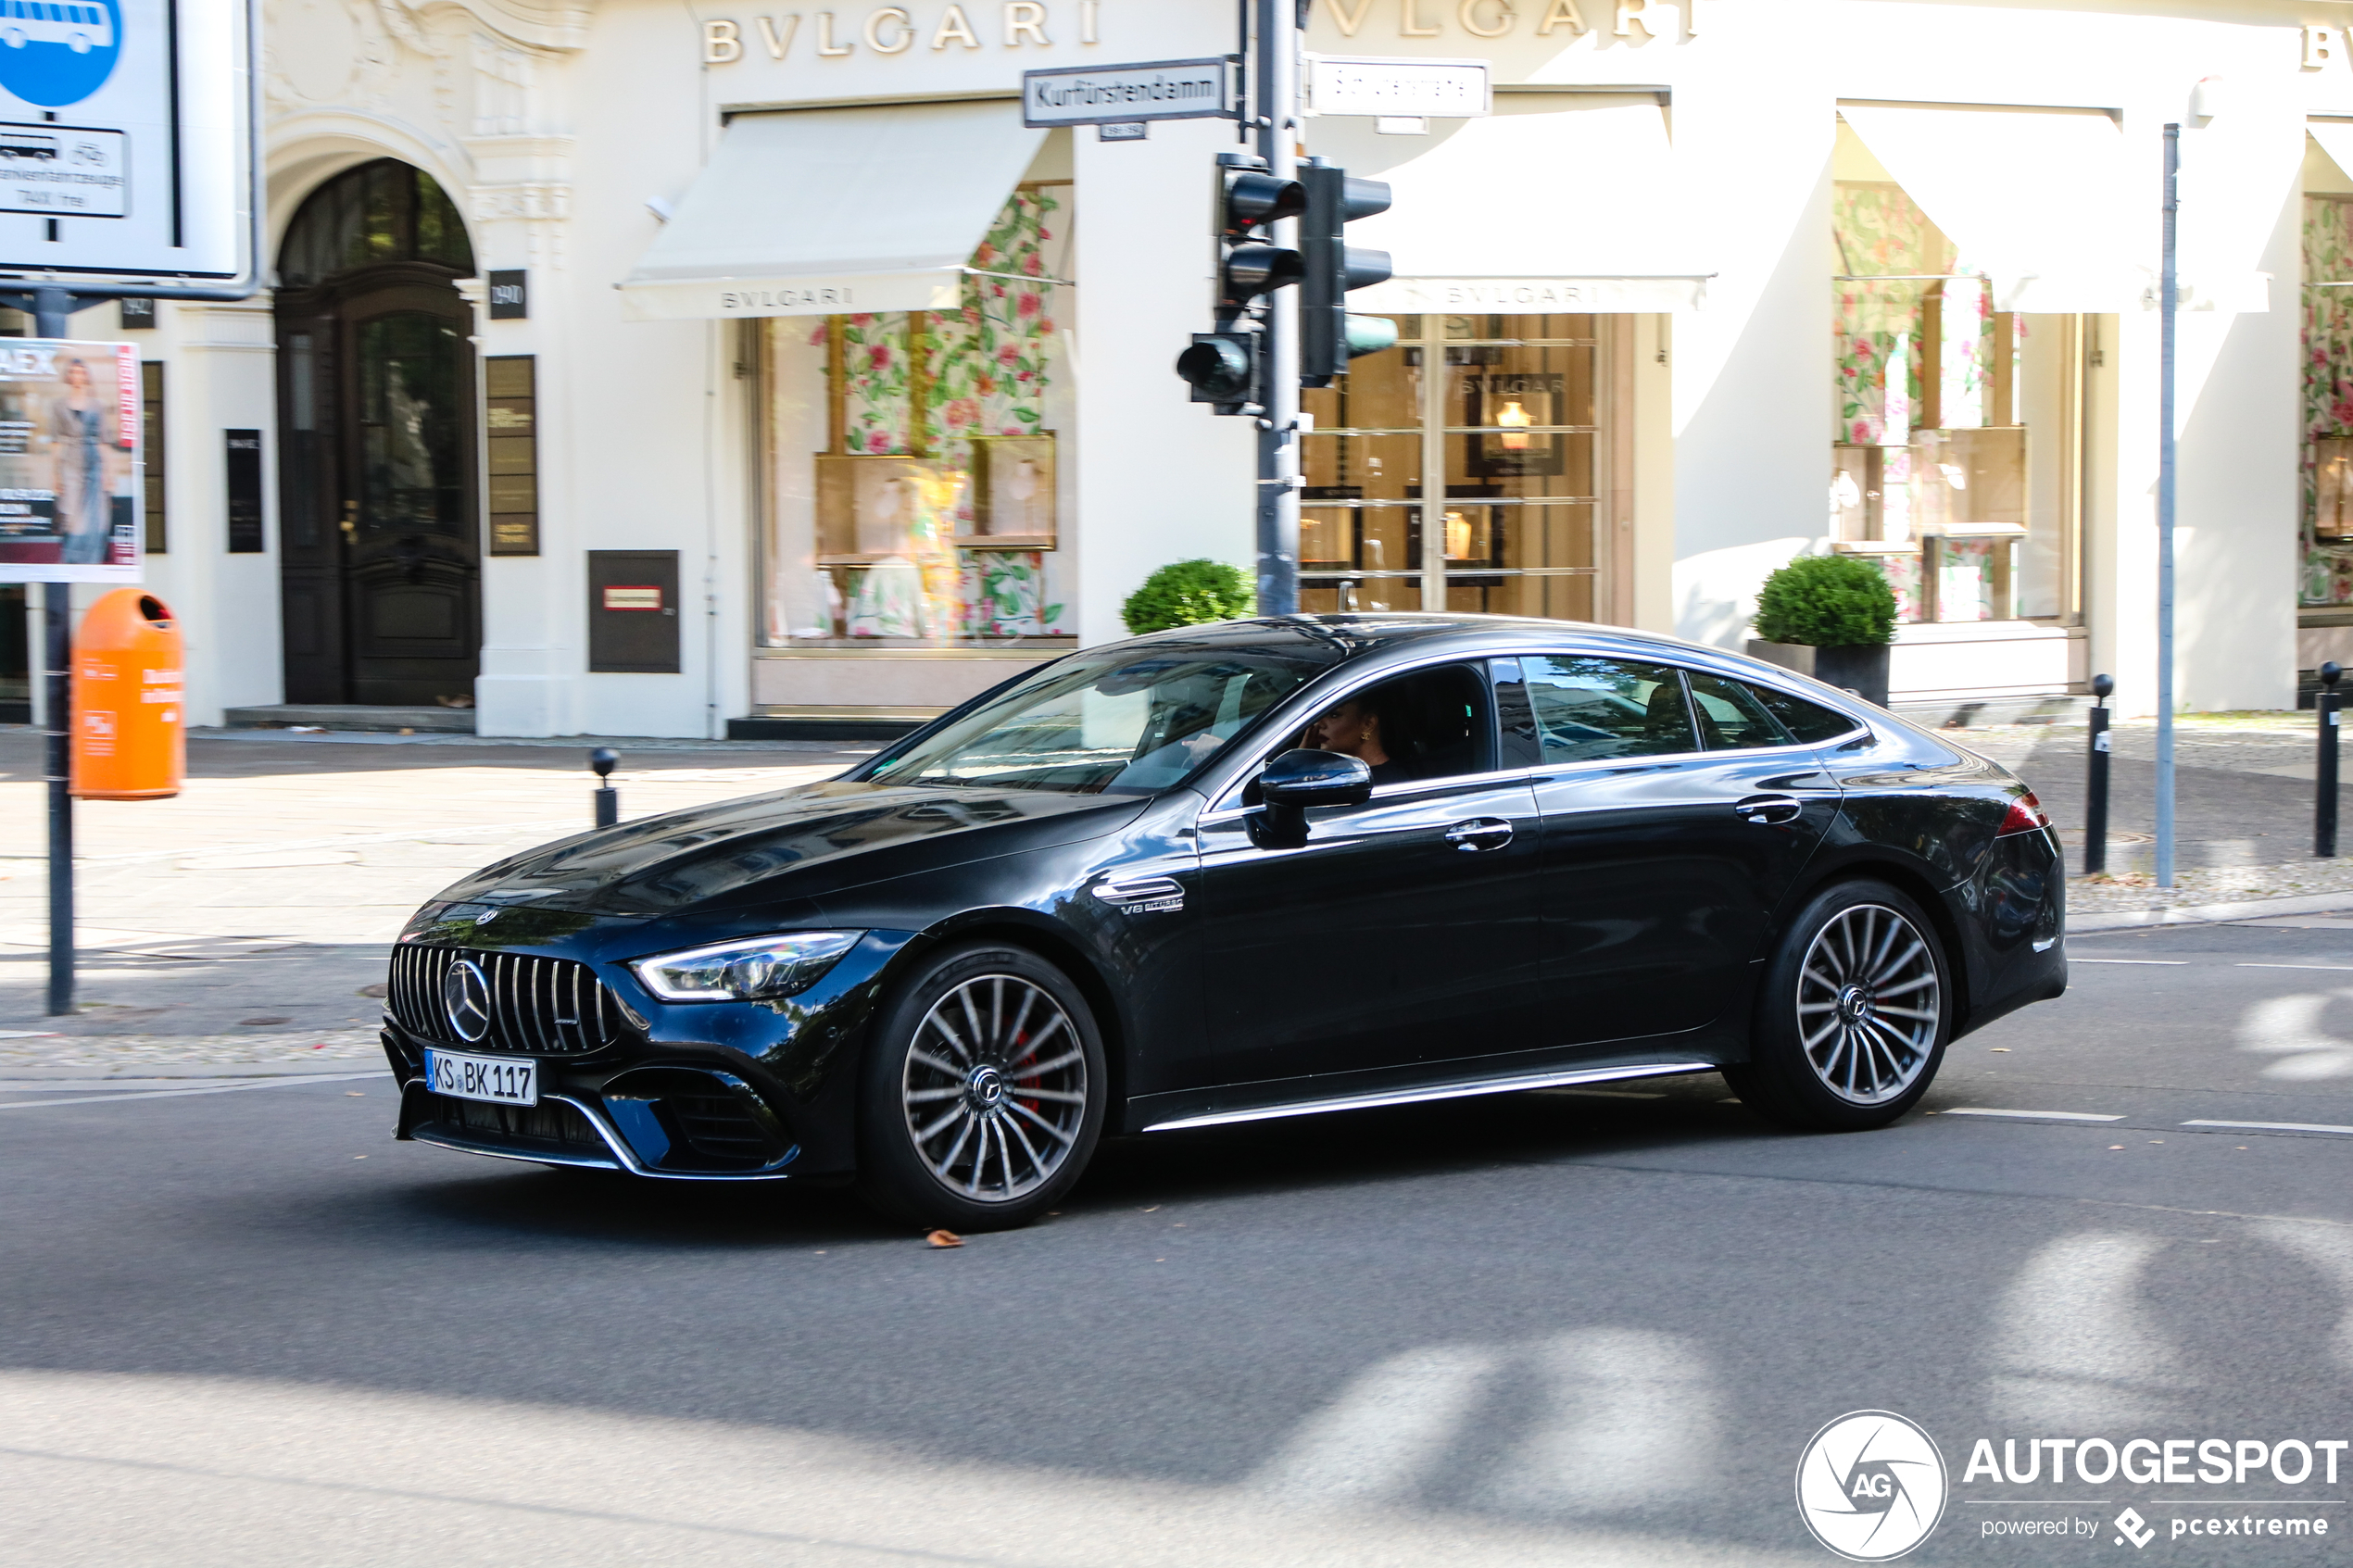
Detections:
[1747, 639, 1889, 708]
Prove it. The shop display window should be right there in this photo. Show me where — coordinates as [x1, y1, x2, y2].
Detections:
[759, 183, 1074, 646]
[1300, 313, 1612, 620]
[1831, 168, 2076, 625]
[2303, 196, 2353, 606]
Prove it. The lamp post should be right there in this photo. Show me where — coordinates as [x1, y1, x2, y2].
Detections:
[2156, 122, 2179, 888]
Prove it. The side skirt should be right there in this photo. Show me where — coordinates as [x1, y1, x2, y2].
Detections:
[1138, 1059, 1721, 1135]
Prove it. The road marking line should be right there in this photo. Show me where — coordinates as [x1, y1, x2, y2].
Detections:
[0, 1073, 384, 1110]
[2182, 1119, 2353, 1135]
[2237, 963, 2353, 972]
[1941, 1108, 2126, 1122]
[2072, 959, 2189, 965]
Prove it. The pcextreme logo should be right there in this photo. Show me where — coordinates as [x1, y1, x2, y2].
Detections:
[1797, 1411, 1951, 1562]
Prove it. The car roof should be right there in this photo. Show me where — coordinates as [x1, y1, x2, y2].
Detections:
[1128, 612, 1793, 671]
[1117, 612, 1893, 734]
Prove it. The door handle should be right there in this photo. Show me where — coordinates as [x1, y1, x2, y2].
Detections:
[1736, 795, 1805, 826]
[1444, 817, 1515, 852]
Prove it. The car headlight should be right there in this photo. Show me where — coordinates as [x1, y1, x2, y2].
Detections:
[628, 931, 864, 1002]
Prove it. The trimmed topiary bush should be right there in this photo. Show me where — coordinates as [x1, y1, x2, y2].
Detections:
[1121, 558, 1255, 635]
[1754, 554, 1897, 647]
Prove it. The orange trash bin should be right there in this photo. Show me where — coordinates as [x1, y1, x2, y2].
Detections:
[71, 589, 185, 800]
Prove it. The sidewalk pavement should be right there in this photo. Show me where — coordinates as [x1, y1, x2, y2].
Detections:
[0, 727, 865, 1074]
[4, 712, 2350, 1077]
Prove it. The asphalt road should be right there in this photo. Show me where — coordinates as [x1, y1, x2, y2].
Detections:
[6, 921, 2353, 1565]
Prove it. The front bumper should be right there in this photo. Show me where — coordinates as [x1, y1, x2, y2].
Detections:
[382, 927, 913, 1180]
[391, 1054, 801, 1181]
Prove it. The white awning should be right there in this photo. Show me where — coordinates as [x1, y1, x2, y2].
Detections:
[1306, 95, 1713, 313]
[619, 102, 1048, 322]
[1837, 104, 2143, 314]
[2305, 124, 2353, 305]
[2310, 119, 2353, 194]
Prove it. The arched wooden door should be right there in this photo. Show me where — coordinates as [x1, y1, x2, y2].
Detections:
[275, 160, 479, 707]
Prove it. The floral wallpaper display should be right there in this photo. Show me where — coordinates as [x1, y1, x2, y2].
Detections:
[2303, 196, 2353, 608]
[1833, 184, 1936, 449]
[812, 185, 1070, 641]
[1831, 182, 2015, 623]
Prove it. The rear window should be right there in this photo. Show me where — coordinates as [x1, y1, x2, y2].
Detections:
[1687, 671, 1792, 750]
[1743, 681, 1859, 744]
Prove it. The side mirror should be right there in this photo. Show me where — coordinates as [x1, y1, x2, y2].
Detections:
[1250, 748, 1371, 849]
[1260, 747, 1374, 808]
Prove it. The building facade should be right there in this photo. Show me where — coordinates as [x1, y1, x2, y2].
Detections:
[16, 0, 2350, 734]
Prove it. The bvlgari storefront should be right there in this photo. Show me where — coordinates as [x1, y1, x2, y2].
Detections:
[94, 0, 2326, 736]
[626, 16, 1705, 732]
[617, 95, 1087, 728]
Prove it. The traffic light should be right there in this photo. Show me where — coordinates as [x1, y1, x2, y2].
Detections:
[1176, 154, 1303, 414]
[1176, 329, 1259, 414]
[1211, 153, 1305, 317]
[1299, 158, 1395, 387]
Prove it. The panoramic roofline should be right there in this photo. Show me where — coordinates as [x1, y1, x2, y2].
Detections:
[1120, 611, 1747, 663]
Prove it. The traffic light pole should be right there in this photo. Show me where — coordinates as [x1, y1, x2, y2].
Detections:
[1253, 0, 1302, 617]
[33, 287, 75, 1016]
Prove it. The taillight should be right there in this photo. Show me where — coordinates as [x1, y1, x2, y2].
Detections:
[1998, 791, 2051, 836]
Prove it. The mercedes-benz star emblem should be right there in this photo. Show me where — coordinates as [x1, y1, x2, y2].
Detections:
[442, 959, 493, 1043]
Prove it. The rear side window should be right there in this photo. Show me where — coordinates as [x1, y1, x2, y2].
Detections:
[1521, 656, 1697, 762]
[1744, 681, 1859, 744]
[1687, 671, 1793, 750]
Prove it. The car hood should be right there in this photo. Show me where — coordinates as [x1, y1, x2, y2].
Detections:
[430, 781, 1151, 919]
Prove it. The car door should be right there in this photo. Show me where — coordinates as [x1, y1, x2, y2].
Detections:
[1507, 656, 1840, 1047]
[1184, 660, 1544, 1089]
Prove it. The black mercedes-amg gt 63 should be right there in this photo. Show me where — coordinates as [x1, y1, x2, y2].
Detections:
[382, 614, 2065, 1229]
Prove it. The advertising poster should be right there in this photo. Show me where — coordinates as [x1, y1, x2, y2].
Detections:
[0, 337, 142, 582]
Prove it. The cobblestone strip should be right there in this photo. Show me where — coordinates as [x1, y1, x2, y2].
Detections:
[0, 1028, 385, 1072]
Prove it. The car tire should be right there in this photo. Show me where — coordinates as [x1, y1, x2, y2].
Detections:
[854, 941, 1107, 1232]
[1727, 878, 1952, 1132]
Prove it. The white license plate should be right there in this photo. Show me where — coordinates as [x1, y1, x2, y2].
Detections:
[424, 1048, 536, 1107]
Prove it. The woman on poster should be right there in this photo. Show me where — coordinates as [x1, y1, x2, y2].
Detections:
[48, 357, 113, 565]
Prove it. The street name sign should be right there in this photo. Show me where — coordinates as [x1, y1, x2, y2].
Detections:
[1304, 56, 1492, 119]
[1023, 57, 1234, 128]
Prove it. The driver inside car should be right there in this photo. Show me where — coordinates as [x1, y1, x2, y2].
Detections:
[1299, 694, 1417, 786]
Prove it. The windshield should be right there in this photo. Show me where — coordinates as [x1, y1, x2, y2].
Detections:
[862, 641, 1340, 795]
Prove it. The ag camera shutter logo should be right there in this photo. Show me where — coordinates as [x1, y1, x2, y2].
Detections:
[1796, 1411, 1949, 1562]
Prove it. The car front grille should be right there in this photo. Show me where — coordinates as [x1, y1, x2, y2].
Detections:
[434, 1096, 610, 1152]
[389, 945, 631, 1054]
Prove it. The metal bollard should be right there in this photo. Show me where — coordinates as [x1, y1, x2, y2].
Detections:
[2321, 664, 2343, 859]
[2084, 673, 2113, 876]
[591, 747, 620, 828]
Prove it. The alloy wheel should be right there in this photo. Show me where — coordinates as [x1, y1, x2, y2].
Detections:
[900, 974, 1088, 1203]
[1794, 903, 1941, 1106]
